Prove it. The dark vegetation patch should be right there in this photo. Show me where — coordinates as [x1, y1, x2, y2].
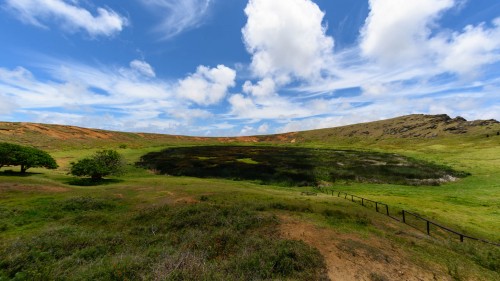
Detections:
[66, 178, 123, 186]
[0, 201, 328, 280]
[137, 146, 469, 186]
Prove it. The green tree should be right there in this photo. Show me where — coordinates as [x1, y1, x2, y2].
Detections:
[0, 142, 58, 173]
[0, 142, 19, 169]
[70, 150, 125, 181]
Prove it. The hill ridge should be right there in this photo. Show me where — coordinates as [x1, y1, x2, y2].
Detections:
[0, 114, 499, 149]
[293, 114, 498, 140]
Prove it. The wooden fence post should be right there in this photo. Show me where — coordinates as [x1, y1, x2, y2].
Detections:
[402, 210, 406, 223]
[375, 202, 378, 212]
[426, 221, 430, 235]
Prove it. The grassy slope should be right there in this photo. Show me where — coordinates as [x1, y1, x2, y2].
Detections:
[291, 133, 500, 242]
[1, 156, 499, 280]
[1, 115, 500, 279]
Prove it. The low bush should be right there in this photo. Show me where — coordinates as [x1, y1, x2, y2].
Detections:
[58, 197, 117, 212]
[0, 202, 328, 280]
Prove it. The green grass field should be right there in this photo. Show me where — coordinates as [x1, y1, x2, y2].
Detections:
[1, 127, 500, 280]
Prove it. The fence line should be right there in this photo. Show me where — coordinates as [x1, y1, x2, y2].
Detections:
[315, 187, 500, 247]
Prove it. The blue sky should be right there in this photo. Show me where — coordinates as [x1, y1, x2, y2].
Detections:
[0, 0, 499, 136]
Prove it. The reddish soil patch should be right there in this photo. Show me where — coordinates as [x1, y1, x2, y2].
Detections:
[0, 183, 69, 193]
[174, 196, 199, 204]
[279, 215, 449, 281]
[1, 122, 116, 141]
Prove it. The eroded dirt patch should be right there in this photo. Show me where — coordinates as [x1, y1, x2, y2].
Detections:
[279, 215, 448, 281]
[174, 196, 199, 204]
[0, 183, 69, 193]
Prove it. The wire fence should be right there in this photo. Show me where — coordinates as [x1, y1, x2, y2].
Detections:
[315, 187, 500, 247]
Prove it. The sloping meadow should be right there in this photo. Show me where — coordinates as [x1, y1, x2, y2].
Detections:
[137, 146, 469, 186]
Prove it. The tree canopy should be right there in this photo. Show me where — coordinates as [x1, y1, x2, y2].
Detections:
[0, 142, 58, 173]
[70, 150, 125, 181]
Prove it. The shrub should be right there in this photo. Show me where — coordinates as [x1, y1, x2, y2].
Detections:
[70, 150, 125, 181]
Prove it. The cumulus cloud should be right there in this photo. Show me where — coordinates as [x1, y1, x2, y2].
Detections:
[130, 60, 156, 78]
[141, 0, 212, 39]
[242, 0, 334, 81]
[176, 65, 236, 105]
[233, 0, 337, 124]
[4, 0, 127, 36]
[242, 78, 276, 97]
[360, 0, 500, 75]
[434, 19, 500, 75]
[360, 0, 453, 66]
[0, 60, 245, 135]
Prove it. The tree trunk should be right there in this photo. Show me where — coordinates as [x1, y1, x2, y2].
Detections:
[21, 165, 27, 174]
[91, 174, 102, 181]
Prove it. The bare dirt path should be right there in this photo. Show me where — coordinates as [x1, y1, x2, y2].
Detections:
[278, 215, 449, 281]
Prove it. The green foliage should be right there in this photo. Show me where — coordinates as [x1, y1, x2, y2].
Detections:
[0, 201, 328, 280]
[70, 150, 125, 181]
[59, 197, 117, 212]
[0, 142, 58, 173]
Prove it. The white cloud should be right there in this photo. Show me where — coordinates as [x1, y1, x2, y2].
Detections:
[130, 60, 156, 78]
[276, 88, 500, 134]
[168, 108, 213, 122]
[228, 93, 311, 120]
[0, 94, 17, 115]
[360, 0, 453, 66]
[141, 0, 212, 40]
[0, 62, 245, 135]
[176, 65, 236, 105]
[434, 19, 500, 75]
[257, 123, 269, 134]
[361, 83, 391, 97]
[4, 0, 127, 36]
[242, 78, 276, 97]
[239, 125, 254, 136]
[0, 59, 249, 135]
[360, 0, 500, 75]
[242, 0, 334, 81]
[0, 63, 183, 133]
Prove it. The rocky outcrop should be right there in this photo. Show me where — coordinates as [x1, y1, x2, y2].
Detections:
[295, 114, 500, 141]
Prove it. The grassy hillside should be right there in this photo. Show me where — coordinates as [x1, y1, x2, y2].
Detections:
[295, 114, 499, 144]
[1, 114, 499, 280]
[0, 121, 298, 150]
